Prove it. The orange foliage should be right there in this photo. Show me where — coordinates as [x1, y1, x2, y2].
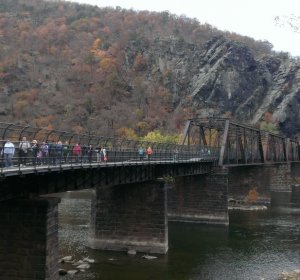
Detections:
[92, 38, 102, 50]
[246, 187, 258, 203]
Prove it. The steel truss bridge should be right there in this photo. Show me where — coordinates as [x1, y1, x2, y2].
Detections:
[181, 118, 300, 166]
[0, 117, 299, 177]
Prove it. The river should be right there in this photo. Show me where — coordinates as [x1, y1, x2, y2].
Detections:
[57, 190, 300, 280]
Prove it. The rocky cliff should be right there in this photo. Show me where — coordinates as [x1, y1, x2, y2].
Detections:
[151, 35, 300, 137]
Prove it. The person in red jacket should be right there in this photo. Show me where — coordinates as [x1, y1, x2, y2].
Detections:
[146, 146, 153, 161]
[72, 143, 81, 163]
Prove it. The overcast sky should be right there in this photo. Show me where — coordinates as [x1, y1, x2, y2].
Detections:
[68, 0, 300, 56]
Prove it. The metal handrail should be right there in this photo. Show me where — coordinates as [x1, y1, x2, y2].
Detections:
[0, 122, 218, 173]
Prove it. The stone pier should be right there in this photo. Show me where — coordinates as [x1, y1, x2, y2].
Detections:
[168, 167, 229, 225]
[268, 163, 292, 192]
[0, 198, 60, 280]
[228, 166, 271, 204]
[228, 163, 292, 205]
[89, 180, 168, 254]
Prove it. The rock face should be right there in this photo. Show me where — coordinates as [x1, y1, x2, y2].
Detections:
[152, 35, 300, 136]
[197, 37, 300, 137]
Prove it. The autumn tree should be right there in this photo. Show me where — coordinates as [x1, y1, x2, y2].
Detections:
[141, 130, 179, 144]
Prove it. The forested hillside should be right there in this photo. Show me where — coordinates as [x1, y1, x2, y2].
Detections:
[1, 0, 298, 139]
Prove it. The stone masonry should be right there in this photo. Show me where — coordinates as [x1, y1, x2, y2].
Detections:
[0, 198, 60, 280]
[168, 167, 229, 225]
[89, 180, 168, 254]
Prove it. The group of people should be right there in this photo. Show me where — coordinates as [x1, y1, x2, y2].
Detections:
[1, 137, 109, 168]
[138, 146, 153, 160]
[1, 137, 162, 168]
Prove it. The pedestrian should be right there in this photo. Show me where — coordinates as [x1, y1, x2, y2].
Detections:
[72, 143, 81, 163]
[56, 140, 63, 165]
[62, 141, 70, 163]
[87, 145, 93, 163]
[173, 148, 179, 161]
[31, 139, 39, 165]
[81, 144, 88, 163]
[138, 147, 145, 161]
[3, 139, 15, 168]
[102, 147, 107, 162]
[146, 146, 153, 161]
[40, 142, 49, 165]
[18, 136, 31, 166]
[47, 141, 56, 165]
[96, 145, 102, 163]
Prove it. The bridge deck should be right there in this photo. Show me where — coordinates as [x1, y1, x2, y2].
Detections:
[0, 158, 217, 177]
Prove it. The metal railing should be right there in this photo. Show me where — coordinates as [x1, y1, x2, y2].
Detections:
[0, 122, 219, 174]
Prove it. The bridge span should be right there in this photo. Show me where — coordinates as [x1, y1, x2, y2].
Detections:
[0, 119, 300, 280]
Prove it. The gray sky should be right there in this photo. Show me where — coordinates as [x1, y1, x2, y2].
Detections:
[67, 0, 300, 56]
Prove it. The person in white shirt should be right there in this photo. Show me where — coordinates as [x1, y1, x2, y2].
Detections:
[3, 140, 15, 168]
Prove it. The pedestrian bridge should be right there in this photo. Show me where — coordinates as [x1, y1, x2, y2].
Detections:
[0, 117, 299, 177]
[0, 118, 300, 280]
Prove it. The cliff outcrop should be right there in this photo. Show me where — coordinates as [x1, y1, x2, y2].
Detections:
[152, 35, 300, 137]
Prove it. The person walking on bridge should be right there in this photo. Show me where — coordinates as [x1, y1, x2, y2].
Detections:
[19, 136, 30, 166]
[72, 143, 81, 163]
[138, 147, 145, 161]
[3, 139, 15, 168]
[173, 148, 179, 161]
[146, 146, 153, 161]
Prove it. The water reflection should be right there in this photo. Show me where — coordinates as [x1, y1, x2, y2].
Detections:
[57, 190, 300, 280]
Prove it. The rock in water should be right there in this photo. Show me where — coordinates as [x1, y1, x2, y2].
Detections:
[142, 255, 157, 260]
[128, 250, 137, 255]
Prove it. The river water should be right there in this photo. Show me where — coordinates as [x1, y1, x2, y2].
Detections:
[57, 191, 300, 280]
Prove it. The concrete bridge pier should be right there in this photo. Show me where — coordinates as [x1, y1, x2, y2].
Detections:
[0, 197, 60, 280]
[88, 180, 168, 254]
[168, 167, 229, 225]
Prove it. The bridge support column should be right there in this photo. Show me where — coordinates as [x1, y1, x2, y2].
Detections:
[89, 180, 168, 254]
[228, 166, 271, 204]
[268, 163, 292, 192]
[268, 163, 292, 206]
[228, 164, 292, 206]
[168, 167, 229, 225]
[0, 198, 60, 280]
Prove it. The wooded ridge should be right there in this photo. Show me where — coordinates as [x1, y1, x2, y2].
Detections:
[0, 0, 299, 140]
